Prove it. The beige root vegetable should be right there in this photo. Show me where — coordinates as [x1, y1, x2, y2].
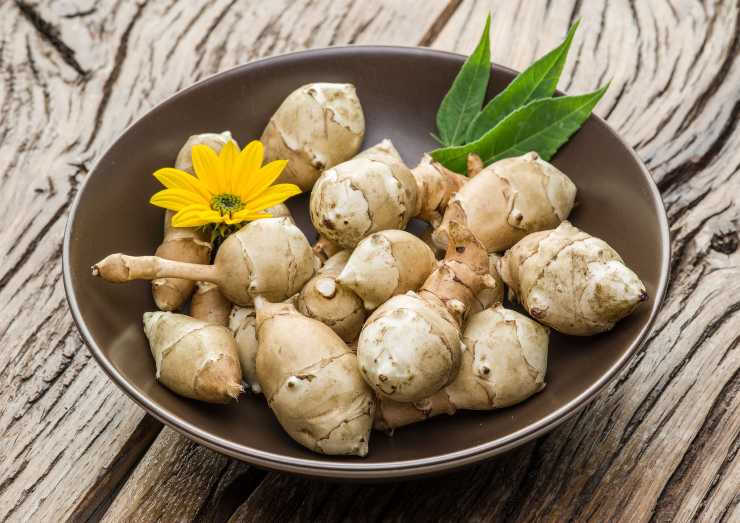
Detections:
[255, 297, 374, 456]
[374, 305, 549, 431]
[190, 282, 231, 326]
[310, 140, 418, 248]
[433, 151, 577, 253]
[310, 142, 468, 248]
[357, 216, 495, 402]
[152, 132, 233, 311]
[228, 305, 260, 393]
[261, 83, 365, 191]
[336, 230, 437, 310]
[143, 311, 242, 403]
[312, 235, 342, 265]
[499, 221, 647, 335]
[297, 251, 366, 342]
[93, 217, 315, 306]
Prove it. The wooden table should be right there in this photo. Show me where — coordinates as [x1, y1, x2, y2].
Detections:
[2, 0, 739, 521]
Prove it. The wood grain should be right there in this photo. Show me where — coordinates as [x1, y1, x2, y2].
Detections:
[0, 0, 737, 521]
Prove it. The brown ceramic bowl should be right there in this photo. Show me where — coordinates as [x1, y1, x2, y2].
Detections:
[63, 46, 670, 480]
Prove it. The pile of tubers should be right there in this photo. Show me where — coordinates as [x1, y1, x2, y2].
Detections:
[92, 82, 647, 457]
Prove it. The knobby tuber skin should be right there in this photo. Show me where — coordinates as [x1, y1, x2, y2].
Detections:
[337, 230, 437, 310]
[143, 311, 242, 403]
[261, 83, 365, 191]
[374, 305, 549, 431]
[152, 131, 232, 311]
[433, 151, 577, 253]
[499, 221, 648, 335]
[297, 251, 366, 343]
[410, 154, 467, 227]
[310, 140, 419, 248]
[190, 281, 231, 326]
[254, 297, 374, 456]
[93, 217, 316, 306]
[229, 305, 260, 394]
[357, 218, 494, 402]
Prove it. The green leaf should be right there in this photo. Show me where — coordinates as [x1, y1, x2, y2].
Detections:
[465, 20, 580, 142]
[435, 15, 492, 147]
[430, 84, 609, 173]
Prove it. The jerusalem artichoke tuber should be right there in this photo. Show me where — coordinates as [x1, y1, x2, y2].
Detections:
[93, 217, 316, 306]
[336, 230, 438, 310]
[498, 221, 647, 335]
[310, 140, 419, 248]
[471, 253, 505, 314]
[190, 282, 232, 326]
[152, 132, 233, 311]
[228, 305, 261, 393]
[357, 216, 495, 402]
[254, 297, 374, 456]
[143, 311, 242, 403]
[297, 251, 366, 342]
[433, 151, 577, 253]
[261, 83, 365, 191]
[374, 305, 549, 431]
[310, 142, 468, 248]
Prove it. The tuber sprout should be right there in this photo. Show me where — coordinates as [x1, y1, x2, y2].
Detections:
[254, 297, 375, 456]
[143, 311, 242, 403]
[433, 151, 577, 253]
[93, 217, 316, 306]
[261, 83, 365, 191]
[336, 230, 438, 310]
[498, 221, 647, 335]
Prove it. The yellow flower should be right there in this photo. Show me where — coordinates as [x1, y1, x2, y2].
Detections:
[150, 139, 300, 228]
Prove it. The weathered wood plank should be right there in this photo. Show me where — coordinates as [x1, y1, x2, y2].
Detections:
[0, 0, 459, 521]
[227, 1, 740, 521]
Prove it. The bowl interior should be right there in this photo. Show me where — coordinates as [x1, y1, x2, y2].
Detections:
[65, 47, 668, 478]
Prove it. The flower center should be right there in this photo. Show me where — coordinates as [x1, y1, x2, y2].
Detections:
[211, 193, 244, 215]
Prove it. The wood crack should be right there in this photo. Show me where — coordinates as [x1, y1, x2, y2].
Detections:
[14, 0, 87, 77]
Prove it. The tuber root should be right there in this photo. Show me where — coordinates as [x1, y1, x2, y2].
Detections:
[374, 305, 549, 431]
[356, 218, 494, 402]
[143, 311, 242, 403]
[433, 151, 577, 253]
[93, 217, 315, 306]
[254, 297, 374, 456]
[297, 251, 366, 343]
[336, 229, 438, 310]
[228, 305, 261, 394]
[190, 282, 232, 326]
[498, 221, 648, 335]
[310, 140, 419, 248]
[151, 131, 233, 311]
[261, 83, 365, 191]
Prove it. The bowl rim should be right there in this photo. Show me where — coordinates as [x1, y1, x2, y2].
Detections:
[63, 44, 671, 480]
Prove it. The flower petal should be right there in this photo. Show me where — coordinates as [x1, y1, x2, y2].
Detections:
[192, 144, 224, 194]
[230, 209, 273, 223]
[234, 140, 265, 196]
[150, 188, 207, 211]
[242, 160, 289, 201]
[172, 204, 223, 228]
[153, 168, 213, 201]
[219, 140, 241, 194]
[244, 183, 301, 212]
